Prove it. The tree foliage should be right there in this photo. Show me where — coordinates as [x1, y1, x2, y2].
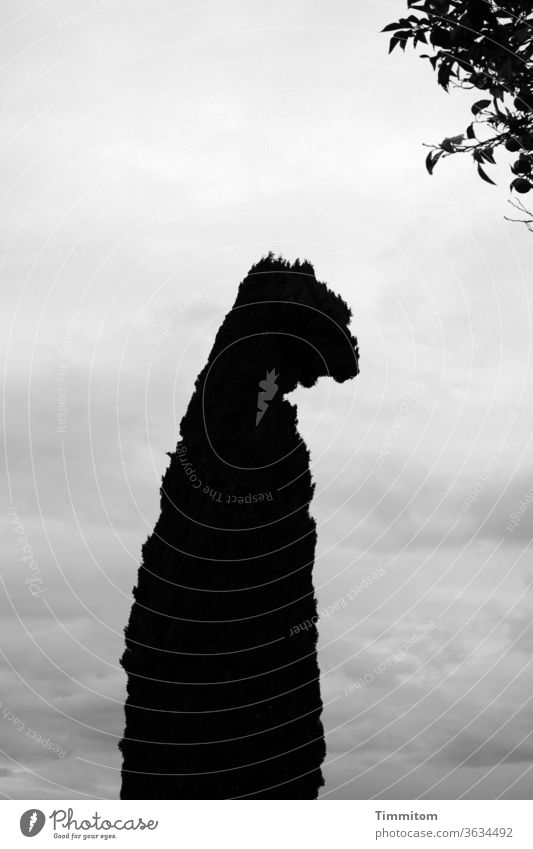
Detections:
[383, 0, 533, 197]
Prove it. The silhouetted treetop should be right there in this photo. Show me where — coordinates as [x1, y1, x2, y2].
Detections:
[247, 252, 316, 276]
[236, 256, 351, 326]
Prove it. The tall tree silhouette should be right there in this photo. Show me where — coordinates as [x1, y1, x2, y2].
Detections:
[119, 255, 359, 799]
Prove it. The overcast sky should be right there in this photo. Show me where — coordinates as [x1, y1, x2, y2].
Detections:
[1, 0, 533, 800]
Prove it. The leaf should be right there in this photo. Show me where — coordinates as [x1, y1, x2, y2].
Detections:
[466, 123, 476, 139]
[438, 62, 452, 90]
[471, 99, 491, 115]
[441, 136, 463, 152]
[522, 41, 533, 59]
[425, 149, 443, 175]
[499, 56, 514, 83]
[381, 22, 403, 33]
[492, 96, 506, 118]
[477, 163, 496, 185]
[389, 35, 401, 53]
[396, 31, 411, 50]
[514, 24, 530, 44]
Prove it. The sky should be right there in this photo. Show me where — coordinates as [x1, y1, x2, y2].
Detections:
[1, 0, 532, 800]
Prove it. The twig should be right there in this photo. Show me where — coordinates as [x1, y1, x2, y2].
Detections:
[504, 198, 533, 231]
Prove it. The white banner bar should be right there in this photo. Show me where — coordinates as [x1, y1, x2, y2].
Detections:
[1, 799, 531, 848]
